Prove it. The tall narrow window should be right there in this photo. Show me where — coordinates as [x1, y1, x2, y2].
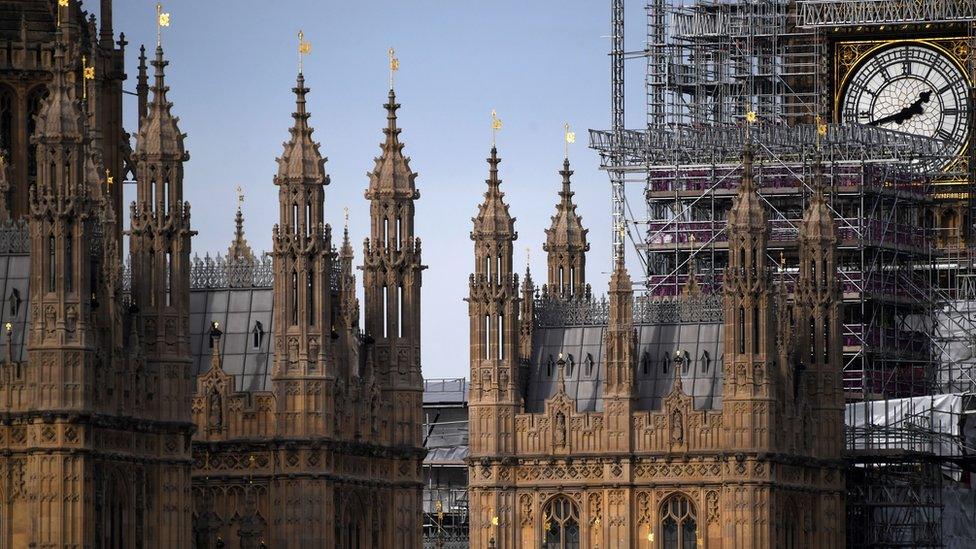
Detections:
[65, 225, 73, 293]
[821, 258, 828, 288]
[306, 203, 312, 236]
[382, 286, 389, 338]
[384, 218, 389, 246]
[252, 321, 264, 349]
[307, 272, 315, 325]
[162, 179, 169, 214]
[484, 314, 490, 359]
[483, 256, 490, 278]
[398, 285, 404, 338]
[292, 203, 299, 234]
[497, 314, 503, 360]
[396, 216, 402, 250]
[570, 268, 575, 295]
[291, 271, 298, 325]
[808, 316, 816, 365]
[149, 254, 156, 306]
[48, 232, 56, 292]
[165, 252, 172, 306]
[753, 305, 760, 353]
[0, 87, 13, 167]
[738, 306, 746, 354]
[823, 317, 830, 364]
[559, 266, 565, 292]
[496, 255, 502, 283]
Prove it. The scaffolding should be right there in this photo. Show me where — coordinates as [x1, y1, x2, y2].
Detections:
[422, 379, 469, 549]
[590, 1, 976, 546]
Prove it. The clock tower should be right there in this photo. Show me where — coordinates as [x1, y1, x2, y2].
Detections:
[832, 27, 975, 248]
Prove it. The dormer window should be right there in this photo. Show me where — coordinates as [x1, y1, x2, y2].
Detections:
[565, 354, 575, 378]
[546, 355, 555, 378]
[662, 353, 670, 374]
[584, 353, 594, 377]
[701, 350, 711, 373]
[8, 288, 20, 317]
[641, 351, 651, 375]
[252, 321, 264, 349]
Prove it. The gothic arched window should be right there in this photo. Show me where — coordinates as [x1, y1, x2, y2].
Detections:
[752, 305, 760, 353]
[307, 271, 315, 325]
[252, 321, 264, 349]
[660, 493, 698, 549]
[584, 353, 594, 377]
[290, 271, 298, 325]
[565, 354, 574, 378]
[808, 316, 816, 366]
[542, 495, 580, 549]
[47, 232, 56, 292]
[700, 350, 710, 373]
[65, 223, 73, 293]
[662, 352, 670, 374]
[547, 355, 555, 378]
[822, 316, 830, 365]
[641, 351, 651, 376]
[738, 306, 746, 354]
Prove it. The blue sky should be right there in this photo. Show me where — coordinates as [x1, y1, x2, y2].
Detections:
[113, 0, 642, 379]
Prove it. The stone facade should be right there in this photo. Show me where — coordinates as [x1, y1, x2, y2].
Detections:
[189, 80, 425, 548]
[468, 147, 846, 548]
[0, 2, 425, 547]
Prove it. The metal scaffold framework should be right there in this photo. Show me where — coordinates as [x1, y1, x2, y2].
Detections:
[589, 1, 976, 547]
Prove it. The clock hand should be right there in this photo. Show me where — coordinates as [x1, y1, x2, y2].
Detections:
[867, 90, 933, 127]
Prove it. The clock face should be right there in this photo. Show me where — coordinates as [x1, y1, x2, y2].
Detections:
[841, 43, 970, 172]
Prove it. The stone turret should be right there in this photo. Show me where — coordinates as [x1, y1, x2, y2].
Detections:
[544, 157, 589, 298]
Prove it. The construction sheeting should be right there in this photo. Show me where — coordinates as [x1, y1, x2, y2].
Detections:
[845, 394, 965, 457]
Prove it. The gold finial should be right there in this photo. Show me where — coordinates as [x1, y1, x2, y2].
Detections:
[491, 515, 499, 527]
[388, 47, 399, 90]
[343, 206, 349, 229]
[105, 169, 114, 189]
[490, 109, 502, 147]
[4, 322, 11, 333]
[156, 2, 170, 48]
[525, 246, 530, 265]
[235, 185, 244, 209]
[298, 30, 311, 74]
[564, 122, 576, 159]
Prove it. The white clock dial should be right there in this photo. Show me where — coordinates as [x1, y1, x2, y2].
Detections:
[841, 43, 970, 172]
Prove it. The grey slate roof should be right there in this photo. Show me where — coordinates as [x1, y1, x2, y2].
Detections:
[189, 287, 274, 392]
[526, 295, 725, 413]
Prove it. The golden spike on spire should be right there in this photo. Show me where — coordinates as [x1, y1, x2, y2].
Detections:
[156, 2, 170, 48]
[235, 185, 244, 209]
[343, 206, 349, 228]
[105, 169, 113, 189]
[490, 110, 502, 147]
[388, 47, 399, 90]
[564, 122, 576, 159]
[525, 246, 530, 265]
[298, 30, 311, 74]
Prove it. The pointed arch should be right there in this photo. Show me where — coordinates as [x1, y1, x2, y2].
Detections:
[542, 495, 580, 549]
[660, 493, 697, 549]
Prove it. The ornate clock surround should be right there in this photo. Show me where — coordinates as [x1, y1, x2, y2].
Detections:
[833, 36, 974, 185]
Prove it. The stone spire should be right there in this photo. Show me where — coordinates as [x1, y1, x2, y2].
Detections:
[681, 256, 701, 298]
[137, 45, 149, 123]
[544, 157, 589, 298]
[800, 156, 835, 242]
[727, 143, 766, 230]
[366, 89, 416, 198]
[270, 70, 335, 438]
[471, 148, 517, 242]
[362, 86, 425, 448]
[33, 39, 84, 197]
[134, 46, 185, 162]
[468, 145, 521, 458]
[275, 73, 328, 187]
[227, 192, 254, 262]
[604, 249, 635, 400]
